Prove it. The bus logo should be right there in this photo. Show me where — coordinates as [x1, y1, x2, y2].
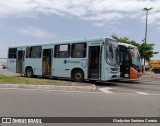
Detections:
[64, 60, 80, 64]
[64, 60, 67, 64]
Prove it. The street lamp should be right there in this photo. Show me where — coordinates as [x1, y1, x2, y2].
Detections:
[142, 7, 153, 73]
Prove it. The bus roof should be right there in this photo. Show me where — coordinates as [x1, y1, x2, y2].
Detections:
[8, 37, 113, 48]
[118, 42, 137, 48]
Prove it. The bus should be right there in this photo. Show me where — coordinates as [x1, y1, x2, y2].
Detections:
[118, 43, 142, 79]
[7, 38, 120, 82]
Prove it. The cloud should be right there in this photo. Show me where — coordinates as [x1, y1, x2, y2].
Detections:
[108, 25, 134, 36]
[0, 0, 37, 18]
[18, 26, 53, 39]
[0, 0, 160, 26]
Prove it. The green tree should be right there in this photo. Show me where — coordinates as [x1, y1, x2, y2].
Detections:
[112, 35, 158, 61]
[112, 35, 140, 47]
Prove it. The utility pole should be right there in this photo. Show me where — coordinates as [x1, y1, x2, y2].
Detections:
[142, 7, 153, 73]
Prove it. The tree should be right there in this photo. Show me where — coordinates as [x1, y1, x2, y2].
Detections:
[139, 41, 156, 61]
[112, 35, 158, 61]
[112, 35, 140, 48]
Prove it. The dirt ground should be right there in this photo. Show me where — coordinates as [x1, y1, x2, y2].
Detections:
[0, 63, 18, 76]
[138, 72, 160, 82]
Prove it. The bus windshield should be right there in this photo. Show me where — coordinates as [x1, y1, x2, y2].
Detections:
[130, 48, 141, 67]
[106, 44, 119, 66]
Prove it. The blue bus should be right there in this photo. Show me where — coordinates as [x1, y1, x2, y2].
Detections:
[7, 37, 120, 82]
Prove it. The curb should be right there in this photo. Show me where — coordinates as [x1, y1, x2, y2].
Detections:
[0, 84, 96, 91]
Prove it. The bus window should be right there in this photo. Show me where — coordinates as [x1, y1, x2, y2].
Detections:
[8, 48, 17, 58]
[119, 51, 124, 65]
[30, 46, 42, 58]
[131, 50, 136, 57]
[54, 44, 70, 58]
[71, 43, 87, 58]
[130, 48, 141, 67]
[106, 45, 118, 66]
[26, 47, 30, 58]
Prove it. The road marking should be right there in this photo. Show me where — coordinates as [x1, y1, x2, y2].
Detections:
[104, 87, 150, 95]
[136, 91, 149, 95]
[98, 87, 160, 96]
[99, 87, 114, 94]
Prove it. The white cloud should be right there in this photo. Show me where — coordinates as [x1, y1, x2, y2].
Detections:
[0, 0, 160, 26]
[0, 0, 37, 18]
[108, 25, 134, 36]
[18, 26, 53, 39]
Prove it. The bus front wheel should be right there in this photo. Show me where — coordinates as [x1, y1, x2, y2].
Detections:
[72, 70, 84, 82]
[25, 67, 33, 77]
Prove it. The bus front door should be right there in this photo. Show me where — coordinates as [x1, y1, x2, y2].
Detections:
[16, 50, 25, 73]
[88, 46, 101, 79]
[42, 49, 52, 76]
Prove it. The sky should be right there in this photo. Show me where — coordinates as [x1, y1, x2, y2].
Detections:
[0, 0, 160, 60]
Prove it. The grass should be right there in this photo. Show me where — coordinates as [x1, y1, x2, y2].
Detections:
[0, 74, 78, 85]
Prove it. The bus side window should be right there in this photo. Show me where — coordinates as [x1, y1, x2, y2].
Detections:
[125, 51, 130, 65]
[26, 47, 30, 58]
[54, 44, 70, 58]
[131, 50, 136, 57]
[119, 51, 124, 65]
[8, 48, 17, 58]
[71, 43, 87, 58]
[30, 46, 42, 58]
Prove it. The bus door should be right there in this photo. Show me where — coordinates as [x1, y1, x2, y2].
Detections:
[119, 48, 130, 78]
[16, 50, 25, 73]
[88, 46, 101, 79]
[42, 49, 52, 76]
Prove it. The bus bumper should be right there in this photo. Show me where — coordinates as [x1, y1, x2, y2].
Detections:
[130, 67, 142, 79]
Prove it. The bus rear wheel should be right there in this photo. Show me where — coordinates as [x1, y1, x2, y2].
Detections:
[72, 70, 84, 82]
[25, 67, 33, 77]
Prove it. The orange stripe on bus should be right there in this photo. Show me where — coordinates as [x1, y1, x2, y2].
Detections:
[130, 67, 138, 79]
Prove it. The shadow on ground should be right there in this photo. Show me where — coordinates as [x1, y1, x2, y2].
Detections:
[16, 75, 143, 87]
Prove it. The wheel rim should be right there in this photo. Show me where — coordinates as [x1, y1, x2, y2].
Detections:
[27, 69, 32, 77]
[75, 73, 82, 80]
[27, 71, 31, 77]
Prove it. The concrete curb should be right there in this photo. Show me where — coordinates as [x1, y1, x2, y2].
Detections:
[0, 84, 96, 91]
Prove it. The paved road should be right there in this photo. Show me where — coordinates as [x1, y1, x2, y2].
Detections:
[95, 80, 160, 95]
[0, 87, 160, 126]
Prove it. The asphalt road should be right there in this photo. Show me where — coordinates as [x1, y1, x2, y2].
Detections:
[0, 87, 160, 126]
[95, 79, 160, 95]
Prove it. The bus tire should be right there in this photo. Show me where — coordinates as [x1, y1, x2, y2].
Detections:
[25, 67, 33, 77]
[72, 70, 84, 82]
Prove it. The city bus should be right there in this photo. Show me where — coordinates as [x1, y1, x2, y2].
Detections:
[7, 38, 120, 82]
[118, 43, 142, 79]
